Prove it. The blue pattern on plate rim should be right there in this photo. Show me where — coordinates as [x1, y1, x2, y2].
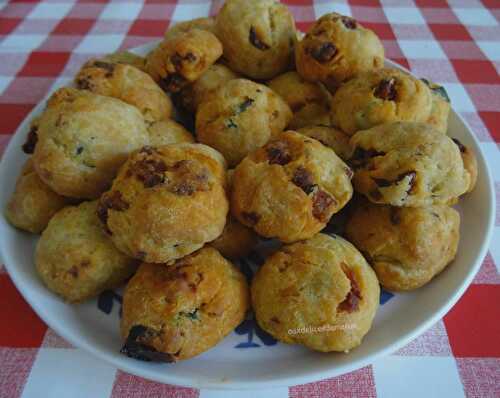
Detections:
[97, 248, 395, 349]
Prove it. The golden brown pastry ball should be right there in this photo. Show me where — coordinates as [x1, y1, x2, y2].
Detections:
[215, 0, 296, 79]
[196, 78, 292, 167]
[349, 122, 470, 206]
[232, 131, 353, 242]
[296, 13, 384, 90]
[451, 137, 478, 193]
[346, 199, 460, 291]
[147, 119, 194, 146]
[98, 51, 146, 71]
[35, 201, 138, 302]
[267, 71, 331, 129]
[146, 29, 223, 92]
[178, 63, 240, 113]
[210, 168, 258, 259]
[297, 125, 351, 161]
[97, 144, 228, 263]
[252, 233, 380, 352]
[210, 217, 259, 259]
[75, 60, 172, 123]
[120, 247, 249, 362]
[164, 17, 216, 41]
[331, 68, 433, 136]
[32, 88, 150, 199]
[5, 159, 71, 233]
[421, 78, 450, 134]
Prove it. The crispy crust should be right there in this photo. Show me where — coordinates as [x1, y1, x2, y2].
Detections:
[349, 122, 470, 206]
[196, 78, 292, 167]
[346, 199, 460, 291]
[295, 13, 384, 90]
[252, 233, 379, 352]
[146, 29, 223, 92]
[120, 247, 249, 361]
[97, 144, 228, 263]
[232, 131, 353, 242]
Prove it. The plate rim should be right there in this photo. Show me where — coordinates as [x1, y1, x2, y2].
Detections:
[0, 45, 495, 390]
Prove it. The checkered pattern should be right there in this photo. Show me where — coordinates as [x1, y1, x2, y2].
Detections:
[0, 1, 499, 397]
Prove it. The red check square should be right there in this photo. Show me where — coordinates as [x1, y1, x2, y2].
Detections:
[52, 18, 96, 36]
[17, 52, 70, 77]
[0, 275, 47, 347]
[0, 104, 35, 135]
[444, 284, 500, 358]
[429, 24, 473, 41]
[452, 60, 500, 84]
[127, 19, 169, 37]
[415, 0, 450, 7]
[478, 112, 500, 142]
[0, 18, 22, 35]
[348, 0, 381, 6]
[295, 21, 313, 32]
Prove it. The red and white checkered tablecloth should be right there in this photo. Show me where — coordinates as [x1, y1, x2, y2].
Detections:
[0, 0, 499, 397]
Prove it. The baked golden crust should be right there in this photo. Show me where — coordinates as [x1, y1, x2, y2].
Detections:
[349, 122, 470, 206]
[297, 125, 351, 161]
[178, 63, 240, 113]
[75, 60, 172, 123]
[210, 169, 258, 259]
[267, 71, 331, 129]
[97, 144, 228, 263]
[215, 0, 296, 79]
[32, 88, 150, 199]
[145, 29, 223, 92]
[147, 119, 194, 146]
[451, 138, 478, 193]
[345, 199, 460, 291]
[331, 68, 433, 135]
[95, 51, 146, 72]
[164, 17, 216, 41]
[196, 78, 292, 167]
[210, 216, 258, 259]
[120, 247, 249, 362]
[252, 233, 379, 352]
[421, 79, 450, 134]
[5, 159, 71, 233]
[232, 131, 353, 242]
[295, 13, 384, 90]
[35, 201, 138, 302]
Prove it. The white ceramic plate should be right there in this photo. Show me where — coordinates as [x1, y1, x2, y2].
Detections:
[0, 42, 495, 390]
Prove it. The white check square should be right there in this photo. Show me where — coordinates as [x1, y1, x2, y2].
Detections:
[441, 83, 476, 112]
[171, 3, 212, 22]
[383, 7, 425, 25]
[373, 356, 465, 398]
[99, 2, 143, 21]
[476, 41, 500, 61]
[314, 1, 351, 18]
[21, 348, 117, 398]
[75, 34, 124, 54]
[0, 34, 47, 52]
[453, 8, 497, 26]
[479, 143, 500, 184]
[27, 2, 74, 20]
[398, 40, 447, 60]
